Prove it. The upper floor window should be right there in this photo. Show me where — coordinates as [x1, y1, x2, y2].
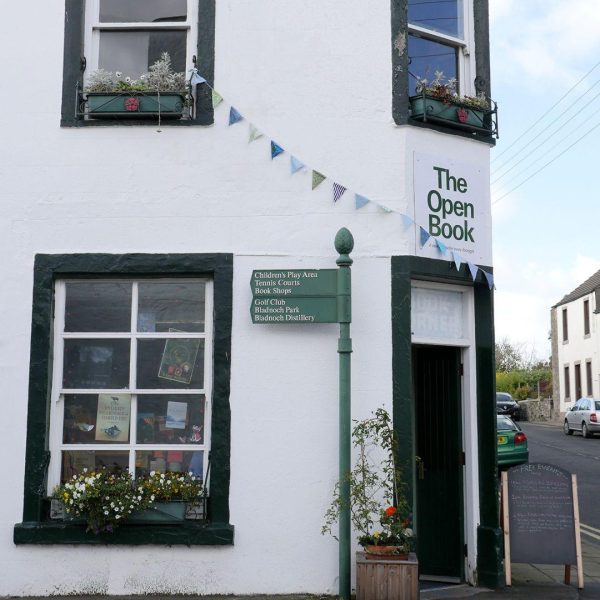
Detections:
[61, 0, 215, 127]
[584, 299, 590, 336]
[84, 0, 196, 83]
[562, 307, 569, 342]
[407, 0, 471, 96]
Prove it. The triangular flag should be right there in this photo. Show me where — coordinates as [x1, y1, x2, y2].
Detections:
[453, 251, 462, 271]
[400, 214, 414, 228]
[248, 124, 263, 143]
[435, 238, 448, 255]
[483, 270, 494, 290]
[333, 183, 347, 202]
[419, 227, 430, 247]
[271, 141, 284, 159]
[355, 194, 370, 209]
[189, 68, 207, 85]
[212, 89, 223, 108]
[290, 156, 305, 174]
[229, 107, 243, 125]
[312, 170, 326, 190]
[467, 262, 479, 281]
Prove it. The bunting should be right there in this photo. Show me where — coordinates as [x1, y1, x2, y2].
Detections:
[271, 141, 284, 160]
[312, 170, 326, 190]
[355, 194, 370, 209]
[290, 156, 305, 174]
[212, 89, 223, 108]
[333, 183, 347, 203]
[229, 107, 243, 125]
[467, 262, 479, 281]
[248, 124, 263, 143]
[192, 72, 495, 287]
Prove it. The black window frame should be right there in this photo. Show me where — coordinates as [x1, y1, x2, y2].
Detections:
[562, 307, 569, 342]
[584, 299, 590, 336]
[60, 0, 215, 127]
[391, 0, 495, 143]
[14, 253, 233, 545]
[586, 360, 593, 397]
[564, 365, 571, 400]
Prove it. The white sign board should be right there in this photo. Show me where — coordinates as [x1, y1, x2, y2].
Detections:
[411, 287, 466, 342]
[413, 152, 492, 265]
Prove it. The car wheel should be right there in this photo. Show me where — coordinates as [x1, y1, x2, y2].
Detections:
[564, 420, 573, 435]
[582, 422, 592, 438]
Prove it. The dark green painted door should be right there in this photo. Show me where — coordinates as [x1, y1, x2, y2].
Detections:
[413, 345, 463, 580]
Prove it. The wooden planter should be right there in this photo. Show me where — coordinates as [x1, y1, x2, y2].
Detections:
[86, 92, 186, 119]
[356, 551, 418, 600]
[410, 95, 487, 132]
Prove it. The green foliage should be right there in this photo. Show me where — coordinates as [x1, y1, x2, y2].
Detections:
[321, 408, 413, 549]
[84, 53, 188, 94]
[415, 70, 489, 109]
[496, 368, 552, 399]
[53, 468, 203, 533]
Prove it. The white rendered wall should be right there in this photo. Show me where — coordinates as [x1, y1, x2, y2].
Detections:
[0, 1, 491, 595]
[557, 295, 600, 413]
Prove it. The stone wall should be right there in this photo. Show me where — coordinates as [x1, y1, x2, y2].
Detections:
[518, 398, 554, 422]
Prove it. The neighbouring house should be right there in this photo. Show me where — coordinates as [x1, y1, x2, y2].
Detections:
[3, 0, 502, 596]
[551, 269, 600, 414]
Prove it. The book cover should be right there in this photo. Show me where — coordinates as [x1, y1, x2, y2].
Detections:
[95, 394, 130, 442]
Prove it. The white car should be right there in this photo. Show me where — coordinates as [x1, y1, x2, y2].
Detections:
[564, 397, 600, 438]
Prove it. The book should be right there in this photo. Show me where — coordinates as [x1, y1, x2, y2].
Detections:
[165, 400, 187, 430]
[95, 394, 130, 442]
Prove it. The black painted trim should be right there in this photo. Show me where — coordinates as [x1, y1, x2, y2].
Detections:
[391, 0, 495, 144]
[60, 0, 216, 127]
[15, 253, 233, 544]
[391, 255, 502, 586]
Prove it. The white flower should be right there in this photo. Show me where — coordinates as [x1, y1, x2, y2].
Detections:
[150, 471, 155, 476]
[150, 495, 155, 501]
[116, 71, 122, 78]
[125, 76, 131, 83]
[104, 510, 109, 515]
[115, 515, 121, 519]
[160, 474, 165, 479]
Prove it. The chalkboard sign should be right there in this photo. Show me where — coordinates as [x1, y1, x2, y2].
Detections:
[502, 462, 583, 589]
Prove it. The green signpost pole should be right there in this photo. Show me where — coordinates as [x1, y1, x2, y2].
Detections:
[335, 227, 353, 600]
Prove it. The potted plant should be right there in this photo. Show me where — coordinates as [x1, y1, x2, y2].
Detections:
[322, 408, 414, 559]
[53, 468, 204, 532]
[410, 70, 491, 131]
[83, 52, 190, 119]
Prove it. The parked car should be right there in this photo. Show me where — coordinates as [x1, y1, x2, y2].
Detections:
[563, 397, 600, 438]
[497, 415, 529, 467]
[496, 391, 520, 420]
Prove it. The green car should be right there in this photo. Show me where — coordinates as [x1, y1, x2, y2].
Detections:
[497, 415, 529, 468]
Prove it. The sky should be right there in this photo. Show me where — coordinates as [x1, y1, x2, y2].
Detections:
[489, 0, 600, 361]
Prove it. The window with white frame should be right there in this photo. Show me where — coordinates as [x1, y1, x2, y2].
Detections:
[84, 0, 198, 84]
[407, 0, 474, 96]
[47, 278, 212, 491]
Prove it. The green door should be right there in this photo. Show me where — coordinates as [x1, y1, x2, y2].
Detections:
[413, 345, 464, 580]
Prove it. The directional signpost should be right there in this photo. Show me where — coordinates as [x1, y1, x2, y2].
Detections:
[250, 228, 354, 600]
[250, 269, 338, 323]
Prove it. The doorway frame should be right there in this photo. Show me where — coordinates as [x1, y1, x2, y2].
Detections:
[391, 255, 502, 588]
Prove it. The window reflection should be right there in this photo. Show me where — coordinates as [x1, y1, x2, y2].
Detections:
[135, 450, 204, 479]
[62, 450, 129, 482]
[408, 34, 457, 96]
[63, 340, 130, 389]
[99, 0, 187, 23]
[408, 0, 463, 38]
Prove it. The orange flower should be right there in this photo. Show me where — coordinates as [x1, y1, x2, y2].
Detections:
[384, 506, 397, 516]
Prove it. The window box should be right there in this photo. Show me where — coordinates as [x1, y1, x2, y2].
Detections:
[409, 94, 496, 135]
[85, 92, 187, 119]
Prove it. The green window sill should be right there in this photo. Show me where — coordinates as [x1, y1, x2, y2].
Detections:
[14, 521, 234, 545]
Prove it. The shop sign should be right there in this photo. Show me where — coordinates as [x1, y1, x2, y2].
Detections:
[413, 152, 491, 265]
[250, 269, 338, 323]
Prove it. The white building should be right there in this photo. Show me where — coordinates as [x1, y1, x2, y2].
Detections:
[2, 0, 502, 596]
[551, 270, 600, 414]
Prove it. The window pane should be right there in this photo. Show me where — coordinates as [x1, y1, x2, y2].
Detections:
[63, 340, 130, 389]
[137, 338, 204, 389]
[135, 450, 204, 479]
[408, 35, 458, 96]
[61, 450, 129, 483]
[63, 394, 132, 443]
[408, 0, 463, 38]
[99, 31, 186, 79]
[99, 0, 187, 23]
[137, 395, 205, 444]
[138, 281, 205, 333]
[65, 282, 131, 332]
